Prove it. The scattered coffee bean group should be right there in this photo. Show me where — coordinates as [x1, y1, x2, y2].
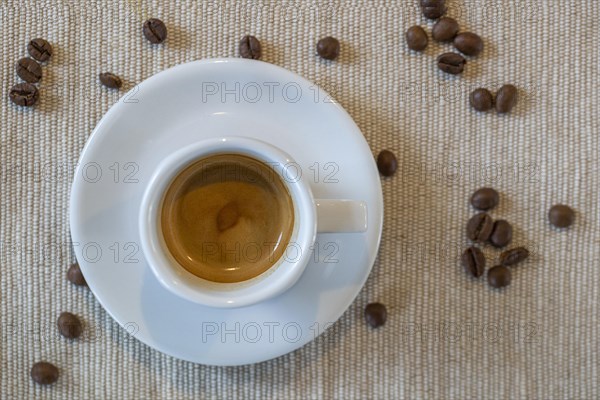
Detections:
[470, 84, 519, 114]
[9, 38, 52, 107]
[30, 262, 88, 384]
[405, 1, 522, 114]
[462, 192, 527, 288]
[461, 187, 574, 289]
[406, 3, 484, 76]
[99, 17, 170, 89]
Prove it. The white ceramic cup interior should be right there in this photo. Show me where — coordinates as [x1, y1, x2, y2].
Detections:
[139, 137, 367, 308]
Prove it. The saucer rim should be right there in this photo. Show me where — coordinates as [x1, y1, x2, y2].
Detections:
[69, 58, 384, 365]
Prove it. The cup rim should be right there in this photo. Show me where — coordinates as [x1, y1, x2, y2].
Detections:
[138, 136, 317, 308]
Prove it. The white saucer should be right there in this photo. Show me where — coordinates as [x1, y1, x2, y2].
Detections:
[70, 58, 383, 366]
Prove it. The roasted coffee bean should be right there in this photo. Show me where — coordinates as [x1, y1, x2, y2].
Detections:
[316, 37, 340, 60]
[420, 0, 446, 19]
[28, 38, 53, 62]
[99, 72, 122, 89]
[239, 35, 262, 60]
[9, 83, 39, 107]
[488, 265, 511, 288]
[67, 263, 87, 286]
[437, 53, 466, 75]
[143, 18, 167, 44]
[432, 17, 459, 42]
[499, 247, 529, 266]
[377, 150, 398, 177]
[365, 303, 387, 328]
[470, 88, 494, 112]
[466, 212, 494, 242]
[548, 204, 575, 228]
[495, 84, 518, 113]
[31, 362, 59, 385]
[16, 58, 42, 83]
[489, 220, 513, 248]
[461, 247, 485, 278]
[470, 188, 499, 210]
[405, 26, 428, 51]
[57, 312, 83, 339]
[453, 32, 484, 56]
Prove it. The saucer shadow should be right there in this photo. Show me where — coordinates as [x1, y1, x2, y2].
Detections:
[136, 231, 367, 368]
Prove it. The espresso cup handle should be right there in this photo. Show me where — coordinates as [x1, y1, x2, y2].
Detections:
[315, 200, 368, 233]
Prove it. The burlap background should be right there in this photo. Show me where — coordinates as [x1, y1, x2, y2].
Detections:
[1, 0, 598, 398]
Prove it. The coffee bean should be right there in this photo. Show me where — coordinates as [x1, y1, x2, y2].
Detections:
[437, 53, 466, 75]
[67, 263, 87, 286]
[495, 84, 518, 113]
[31, 362, 59, 385]
[16, 58, 42, 83]
[470, 88, 494, 112]
[377, 150, 398, 177]
[487, 265, 511, 288]
[316, 37, 340, 60]
[239, 35, 262, 60]
[420, 0, 446, 19]
[461, 247, 485, 278]
[499, 247, 529, 266]
[548, 204, 575, 228]
[57, 312, 83, 339]
[453, 32, 484, 56]
[143, 18, 167, 44]
[405, 26, 428, 51]
[365, 303, 387, 328]
[9, 83, 39, 107]
[470, 188, 499, 210]
[99, 72, 122, 89]
[432, 17, 459, 42]
[217, 203, 240, 232]
[489, 220, 513, 248]
[466, 212, 494, 242]
[28, 38, 53, 62]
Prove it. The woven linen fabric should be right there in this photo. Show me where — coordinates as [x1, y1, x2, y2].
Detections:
[1, 0, 598, 398]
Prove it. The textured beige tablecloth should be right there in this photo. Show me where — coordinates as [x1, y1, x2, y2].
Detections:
[1, 0, 599, 398]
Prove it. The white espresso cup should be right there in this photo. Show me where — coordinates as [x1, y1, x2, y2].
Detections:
[139, 137, 367, 308]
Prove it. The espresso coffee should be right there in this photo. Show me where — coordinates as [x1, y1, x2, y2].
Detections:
[161, 154, 295, 283]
